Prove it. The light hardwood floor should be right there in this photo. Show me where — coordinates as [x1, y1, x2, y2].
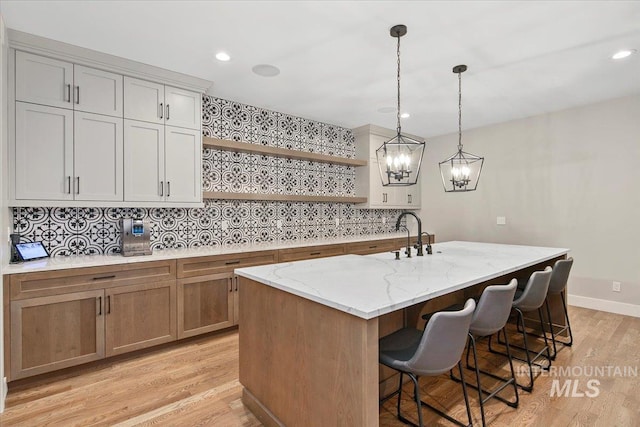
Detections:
[1, 306, 638, 426]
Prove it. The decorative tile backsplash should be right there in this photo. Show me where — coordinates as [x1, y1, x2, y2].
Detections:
[13, 95, 403, 256]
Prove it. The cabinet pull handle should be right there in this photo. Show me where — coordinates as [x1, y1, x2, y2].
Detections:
[225, 260, 240, 265]
[166, 104, 170, 120]
[93, 275, 116, 280]
[98, 296, 102, 315]
[76, 177, 80, 194]
[310, 251, 321, 256]
[107, 295, 111, 314]
[159, 103, 163, 119]
[75, 86, 80, 104]
[235, 279, 238, 292]
[67, 176, 71, 194]
[160, 181, 164, 196]
[229, 281, 233, 293]
[167, 181, 171, 197]
[369, 245, 377, 249]
[66, 84, 71, 103]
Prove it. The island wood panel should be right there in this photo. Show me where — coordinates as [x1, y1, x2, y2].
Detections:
[177, 273, 234, 339]
[105, 280, 176, 357]
[9, 260, 176, 300]
[239, 277, 379, 427]
[10, 289, 105, 380]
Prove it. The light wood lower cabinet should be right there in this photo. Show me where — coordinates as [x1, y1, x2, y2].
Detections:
[177, 273, 234, 339]
[10, 290, 105, 380]
[106, 280, 176, 357]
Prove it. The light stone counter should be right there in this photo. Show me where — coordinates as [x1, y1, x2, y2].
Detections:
[235, 241, 569, 319]
[2, 233, 409, 274]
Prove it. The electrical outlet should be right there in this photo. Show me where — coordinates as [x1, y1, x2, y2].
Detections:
[497, 216, 507, 226]
[221, 221, 229, 230]
[382, 217, 386, 225]
[335, 218, 340, 227]
[276, 220, 283, 229]
[612, 281, 621, 292]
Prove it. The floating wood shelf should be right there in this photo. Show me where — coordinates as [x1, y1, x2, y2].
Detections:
[203, 191, 367, 204]
[203, 137, 368, 167]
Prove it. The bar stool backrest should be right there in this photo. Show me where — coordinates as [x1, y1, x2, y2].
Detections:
[548, 258, 574, 295]
[512, 267, 552, 312]
[407, 298, 475, 376]
[470, 279, 518, 337]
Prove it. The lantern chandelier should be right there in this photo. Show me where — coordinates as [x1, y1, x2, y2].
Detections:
[376, 24, 425, 187]
[439, 65, 484, 192]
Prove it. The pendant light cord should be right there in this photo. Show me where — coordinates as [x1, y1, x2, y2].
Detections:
[396, 33, 401, 135]
[458, 70, 463, 151]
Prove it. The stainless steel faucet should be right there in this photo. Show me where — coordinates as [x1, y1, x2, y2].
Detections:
[395, 211, 424, 257]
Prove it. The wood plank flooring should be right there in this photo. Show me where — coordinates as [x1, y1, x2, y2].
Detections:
[1, 306, 639, 426]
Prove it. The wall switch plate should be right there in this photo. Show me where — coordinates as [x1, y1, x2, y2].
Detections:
[612, 281, 621, 292]
[276, 220, 283, 229]
[221, 221, 229, 230]
[497, 216, 507, 225]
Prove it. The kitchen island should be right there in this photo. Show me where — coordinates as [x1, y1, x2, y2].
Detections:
[235, 241, 569, 427]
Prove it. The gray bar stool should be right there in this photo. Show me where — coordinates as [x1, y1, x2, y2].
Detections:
[379, 299, 476, 427]
[456, 279, 519, 427]
[543, 258, 574, 359]
[490, 267, 553, 392]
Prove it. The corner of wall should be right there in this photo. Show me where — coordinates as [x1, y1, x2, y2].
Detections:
[0, 11, 8, 414]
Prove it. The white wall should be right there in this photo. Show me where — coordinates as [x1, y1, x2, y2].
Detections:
[420, 94, 640, 316]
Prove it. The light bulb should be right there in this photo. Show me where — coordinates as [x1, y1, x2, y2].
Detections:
[461, 166, 470, 178]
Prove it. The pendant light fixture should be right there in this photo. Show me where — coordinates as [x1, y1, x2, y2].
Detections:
[439, 65, 484, 192]
[376, 25, 425, 187]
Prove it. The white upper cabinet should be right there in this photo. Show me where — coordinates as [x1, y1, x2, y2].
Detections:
[15, 102, 74, 200]
[353, 124, 422, 209]
[124, 120, 165, 203]
[164, 87, 201, 130]
[16, 51, 123, 117]
[124, 77, 200, 130]
[165, 127, 201, 203]
[74, 112, 123, 201]
[74, 65, 123, 117]
[123, 77, 164, 125]
[16, 51, 73, 109]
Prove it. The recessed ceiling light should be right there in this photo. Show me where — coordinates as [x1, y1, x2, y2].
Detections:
[612, 49, 636, 60]
[401, 112, 410, 119]
[252, 64, 280, 77]
[215, 52, 231, 62]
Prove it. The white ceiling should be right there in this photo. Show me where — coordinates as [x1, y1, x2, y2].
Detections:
[2, 1, 640, 138]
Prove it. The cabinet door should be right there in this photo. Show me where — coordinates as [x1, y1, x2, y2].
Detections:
[177, 273, 234, 339]
[15, 102, 74, 200]
[15, 51, 73, 109]
[165, 126, 201, 203]
[105, 280, 176, 357]
[74, 65, 123, 117]
[74, 112, 124, 201]
[124, 119, 165, 202]
[10, 290, 105, 380]
[405, 185, 421, 209]
[164, 86, 201, 130]
[124, 77, 164, 124]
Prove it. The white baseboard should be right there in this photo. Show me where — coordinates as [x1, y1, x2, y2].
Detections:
[568, 294, 640, 318]
[1, 376, 6, 413]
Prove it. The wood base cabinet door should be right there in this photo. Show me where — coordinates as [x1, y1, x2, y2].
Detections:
[10, 290, 105, 380]
[177, 274, 234, 339]
[105, 281, 176, 357]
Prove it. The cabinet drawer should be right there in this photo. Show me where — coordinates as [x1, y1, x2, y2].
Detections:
[345, 239, 400, 255]
[278, 244, 346, 262]
[177, 251, 278, 278]
[9, 260, 176, 300]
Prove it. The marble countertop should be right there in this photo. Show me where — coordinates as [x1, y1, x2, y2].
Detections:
[2, 233, 409, 275]
[234, 241, 570, 320]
